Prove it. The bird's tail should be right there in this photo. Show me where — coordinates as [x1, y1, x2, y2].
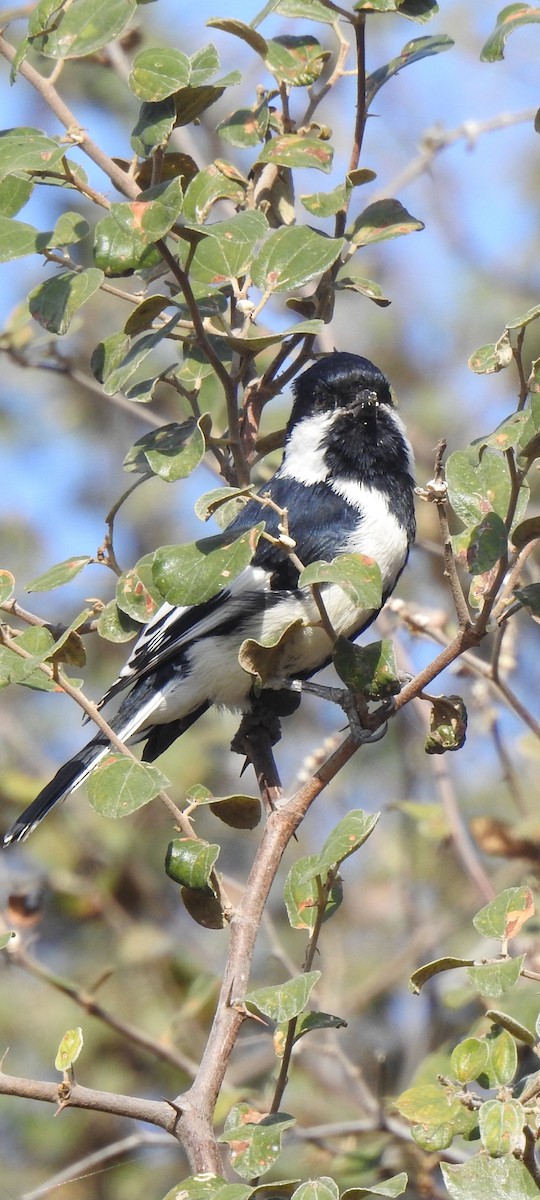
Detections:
[2, 735, 110, 846]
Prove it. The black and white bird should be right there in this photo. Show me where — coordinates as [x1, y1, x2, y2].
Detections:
[3, 352, 416, 846]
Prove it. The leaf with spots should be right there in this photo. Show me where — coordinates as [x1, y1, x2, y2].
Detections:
[218, 1104, 295, 1181]
[152, 524, 265, 607]
[317, 809, 380, 875]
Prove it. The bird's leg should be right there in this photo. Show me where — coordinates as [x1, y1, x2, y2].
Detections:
[231, 699, 286, 812]
[281, 678, 394, 744]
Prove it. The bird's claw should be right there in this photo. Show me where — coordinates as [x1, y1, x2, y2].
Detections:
[281, 678, 394, 744]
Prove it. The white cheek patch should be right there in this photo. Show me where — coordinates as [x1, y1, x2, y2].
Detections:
[279, 412, 334, 484]
[331, 479, 409, 588]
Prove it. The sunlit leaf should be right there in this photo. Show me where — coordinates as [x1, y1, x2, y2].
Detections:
[33, 0, 137, 58]
[219, 1104, 295, 1181]
[473, 886, 535, 942]
[442, 1156, 540, 1200]
[165, 838, 220, 889]
[152, 525, 265, 607]
[26, 556, 93, 592]
[239, 972, 321, 1022]
[467, 956, 524, 1000]
[257, 134, 333, 173]
[87, 756, 169, 818]
[55, 1027, 83, 1071]
[0, 128, 66, 182]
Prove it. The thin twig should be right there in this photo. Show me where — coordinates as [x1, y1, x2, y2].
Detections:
[11, 944, 200, 1078]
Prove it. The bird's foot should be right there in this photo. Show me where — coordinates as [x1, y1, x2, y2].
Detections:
[282, 679, 394, 744]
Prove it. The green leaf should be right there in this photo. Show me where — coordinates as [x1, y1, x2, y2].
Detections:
[334, 270, 391, 307]
[348, 198, 424, 245]
[183, 163, 247, 223]
[94, 203, 162, 277]
[318, 809, 380, 873]
[468, 336, 513, 374]
[341, 1175, 408, 1199]
[283, 854, 343, 930]
[47, 211, 89, 248]
[483, 1028, 517, 1087]
[190, 211, 268, 284]
[162, 1175, 253, 1200]
[219, 1105, 295, 1181]
[28, 268, 104, 334]
[239, 972, 321, 1022]
[473, 886, 535, 942]
[410, 956, 474, 994]
[0, 128, 66, 183]
[123, 420, 205, 483]
[446, 448, 525, 527]
[181, 887, 225, 929]
[87, 756, 169, 818]
[275, 1011, 347, 1057]
[0, 569, 15, 604]
[32, 0, 136, 58]
[165, 838, 220, 889]
[206, 18, 268, 56]
[218, 318, 324, 354]
[0, 174, 34, 217]
[174, 81, 241, 128]
[514, 583, 540, 618]
[481, 4, 540, 63]
[129, 47, 191, 100]
[472, 410, 531, 453]
[451, 512, 507, 576]
[366, 34, 453, 105]
[238, 618, 305, 689]
[152, 524, 265, 607]
[424, 695, 467, 755]
[96, 600, 140, 643]
[301, 183, 350, 217]
[257, 134, 333, 173]
[0, 215, 50, 262]
[93, 312, 182, 395]
[115, 554, 161, 622]
[485, 1009, 535, 1046]
[300, 554, 382, 609]
[479, 1098, 524, 1156]
[264, 35, 329, 87]
[275, 0, 336, 20]
[209, 794, 262, 830]
[450, 1037, 489, 1084]
[355, 0, 438, 15]
[131, 99, 176, 156]
[394, 1084, 472, 1152]
[290, 1183, 337, 1200]
[512, 515, 540, 551]
[218, 101, 270, 148]
[0, 932, 15, 949]
[467, 956, 524, 1000]
[442, 1156, 540, 1200]
[194, 486, 253, 528]
[55, 1027, 83, 1071]
[0, 624, 53, 681]
[333, 637, 400, 700]
[26, 555, 92, 592]
[506, 302, 540, 330]
[124, 295, 171, 336]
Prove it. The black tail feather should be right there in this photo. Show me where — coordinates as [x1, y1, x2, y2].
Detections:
[3, 737, 106, 846]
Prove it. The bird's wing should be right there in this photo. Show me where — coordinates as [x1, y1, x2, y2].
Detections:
[98, 474, 360, 709]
